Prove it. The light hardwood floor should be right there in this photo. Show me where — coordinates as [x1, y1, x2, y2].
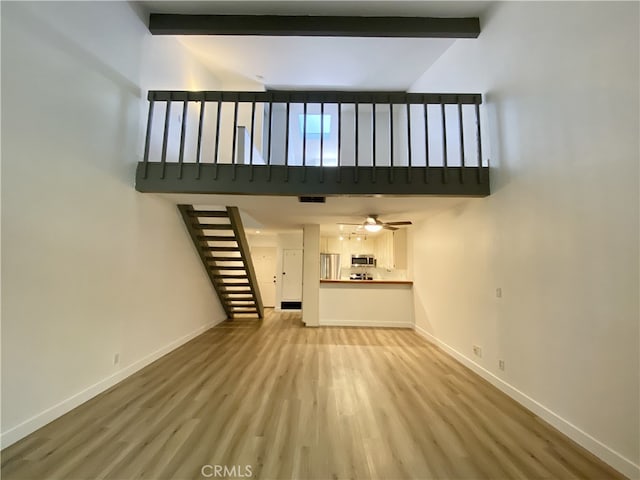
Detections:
[1, 310, 625, 480]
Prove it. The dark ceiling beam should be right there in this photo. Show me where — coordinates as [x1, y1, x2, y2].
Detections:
[148, 14, 480, 38]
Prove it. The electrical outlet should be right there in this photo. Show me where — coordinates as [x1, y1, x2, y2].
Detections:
[499, 360, 505, 371]
[113, 353, 120, 365]
[496, 288, 502, 298]
[472, 345, 482, 357]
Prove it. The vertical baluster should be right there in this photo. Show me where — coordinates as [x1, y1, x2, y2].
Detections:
[178, 100, 188, 179]
[458, 100, 465, 184]
[441, 99, 448, 184]
[423, 103, 430, 183]
[142, 96, 155, 179]
[389, 100, 394, 183]
[372, 102, 377, 183]
[249, 100, 256, 181]
[302, 102, 307, 182]
[475, 102, 483, 184]
[213, 100, 221, 180]
[284, 101, 290, 182]
[231, 101, 239, 180]
[406, 101, 412, 184]
[355, 100, 359, 183]
[196, 100, 205, 180]
[337, 101, 342, 183]
[267, 98, 273, 181]
[320, 102, 325, 183]
[160, 96, 172, 179]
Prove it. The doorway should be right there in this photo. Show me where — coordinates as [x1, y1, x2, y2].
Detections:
[282, 249, 303, 308]
[251, 247, 277, 308]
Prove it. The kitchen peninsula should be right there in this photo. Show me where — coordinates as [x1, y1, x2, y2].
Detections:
[317, 227, 413, 327]
[319, 279, 414, 327]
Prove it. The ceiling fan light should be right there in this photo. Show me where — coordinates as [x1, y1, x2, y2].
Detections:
[364, 223, 383, 233]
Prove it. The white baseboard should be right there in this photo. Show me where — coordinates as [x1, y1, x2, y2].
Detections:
[413, 324, 640, 480]
[0, 318, 223, 449]
[320, 319, 413, 328]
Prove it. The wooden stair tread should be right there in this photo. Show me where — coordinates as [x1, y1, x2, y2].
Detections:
[193, 223, 233, 230]
[190, 210, 229, 217]
[198, 235, 237, 241]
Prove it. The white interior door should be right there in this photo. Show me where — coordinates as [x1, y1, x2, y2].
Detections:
[251, 247, 277, 307]
[282, 249, 303, 301]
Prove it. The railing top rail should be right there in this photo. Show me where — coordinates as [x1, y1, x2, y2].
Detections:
[147, 90, 483, 105]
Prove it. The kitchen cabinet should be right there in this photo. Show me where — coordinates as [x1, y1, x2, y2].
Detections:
[321, 230, 407, 271]
[373, 230, 394, 269]
[393, 229, 407, 269]
[322, 236, 375, 270]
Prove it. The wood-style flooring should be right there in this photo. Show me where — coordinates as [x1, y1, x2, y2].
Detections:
[1, 310, 625, 479]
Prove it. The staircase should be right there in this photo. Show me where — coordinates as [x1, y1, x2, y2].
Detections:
[178, 205, 264, 319]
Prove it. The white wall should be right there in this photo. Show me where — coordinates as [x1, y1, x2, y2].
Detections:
[302, 225, 320, 326]
[247, 233, 278, 248]
[142, 35, 265, 168]
[409, 2, 639, 477]
[1, 1, 227, 447]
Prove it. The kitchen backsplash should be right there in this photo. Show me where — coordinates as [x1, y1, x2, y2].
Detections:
[342, 267, 408, 281]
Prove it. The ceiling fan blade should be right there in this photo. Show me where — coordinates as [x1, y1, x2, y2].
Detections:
[383, 225, 399, 231]
[384, 221, 412, 226]
[338, 223, 363, 225]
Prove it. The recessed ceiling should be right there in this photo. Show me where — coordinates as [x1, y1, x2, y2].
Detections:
[140, 1, 493, 90]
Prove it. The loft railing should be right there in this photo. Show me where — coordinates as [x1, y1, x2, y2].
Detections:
[136, 90, 489, 196]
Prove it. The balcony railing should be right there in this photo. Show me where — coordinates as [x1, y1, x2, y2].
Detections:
[136, 90, 489, 196]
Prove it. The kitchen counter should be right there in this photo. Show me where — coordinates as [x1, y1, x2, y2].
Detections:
[320, 279, 413, 285]
[319, 280, 413, 328]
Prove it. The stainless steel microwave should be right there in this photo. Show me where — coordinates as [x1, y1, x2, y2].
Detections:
[351, 254, 376, 267]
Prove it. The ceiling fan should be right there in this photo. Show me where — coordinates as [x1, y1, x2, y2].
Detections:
[340, 214, 412, 233]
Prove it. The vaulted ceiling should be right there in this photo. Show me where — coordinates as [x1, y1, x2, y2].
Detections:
[140, 0, 492, 91]
[139, 1, 491, 231]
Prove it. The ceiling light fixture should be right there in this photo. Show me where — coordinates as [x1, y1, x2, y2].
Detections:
[364, 223, 383, 233]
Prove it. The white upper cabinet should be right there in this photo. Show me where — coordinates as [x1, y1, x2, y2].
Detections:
[321, 229, 407, 271]
[392, 229, 408, 270]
